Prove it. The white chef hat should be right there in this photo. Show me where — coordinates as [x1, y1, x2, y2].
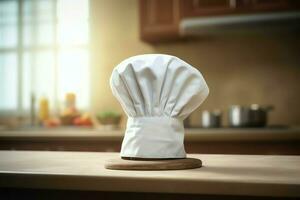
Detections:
[110, 54, 209, 159]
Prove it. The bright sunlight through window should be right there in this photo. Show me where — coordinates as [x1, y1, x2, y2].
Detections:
[0, 0, 90, 116]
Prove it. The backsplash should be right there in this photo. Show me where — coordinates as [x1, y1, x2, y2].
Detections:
[90, 0, 300, 127]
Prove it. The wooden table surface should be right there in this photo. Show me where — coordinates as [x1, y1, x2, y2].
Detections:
[0, 151, 299, 197]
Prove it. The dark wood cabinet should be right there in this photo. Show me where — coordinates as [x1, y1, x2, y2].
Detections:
[248, 0, 290, 11]
[253, 0, 300, 11]
[180, 0, 298, 15]
[180, 0, 239, 17]
[1, 133, 300, 155]
[139, 0, 181, 42]
[139, 0, 300, 42]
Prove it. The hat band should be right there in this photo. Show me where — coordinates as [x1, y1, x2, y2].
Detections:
[120, 117, 186, 159]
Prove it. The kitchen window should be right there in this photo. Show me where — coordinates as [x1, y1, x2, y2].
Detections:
[0, 0, 90, 116]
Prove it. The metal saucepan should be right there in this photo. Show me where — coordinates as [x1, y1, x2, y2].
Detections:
[202, 110, 222, 128]
[228, 104, 274, 127]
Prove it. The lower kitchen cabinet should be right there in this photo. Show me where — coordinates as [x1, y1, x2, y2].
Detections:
[0, 188, 293, 200]
[1, 128, 299, 155]
[0, 137, 299, 155]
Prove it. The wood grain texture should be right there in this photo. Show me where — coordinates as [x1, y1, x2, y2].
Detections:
[0, 151, 300, 197]
[105, 157, 202, 170]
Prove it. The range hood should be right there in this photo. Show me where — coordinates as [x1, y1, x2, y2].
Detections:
[180, 11, 300, 35]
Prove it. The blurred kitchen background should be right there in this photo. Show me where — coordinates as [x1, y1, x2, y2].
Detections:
[0, 0, 300, 154]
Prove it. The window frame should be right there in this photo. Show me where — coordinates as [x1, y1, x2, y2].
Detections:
[0, 0, 90, 117]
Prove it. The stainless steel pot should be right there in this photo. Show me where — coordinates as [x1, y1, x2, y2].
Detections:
[228, 104, 274, 127]
[202, 110, 222, 128]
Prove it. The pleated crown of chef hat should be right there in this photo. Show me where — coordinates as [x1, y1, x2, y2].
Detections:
[110, 54, 209, 159]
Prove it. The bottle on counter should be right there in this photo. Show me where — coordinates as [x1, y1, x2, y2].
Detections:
[30, 92, 36, 126]
[60, 93, 79, 126]
[65, 93, 76, 108]
[38, 97, 49, 124]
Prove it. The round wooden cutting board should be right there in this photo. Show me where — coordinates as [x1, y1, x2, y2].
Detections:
[104, 157, 202, 170]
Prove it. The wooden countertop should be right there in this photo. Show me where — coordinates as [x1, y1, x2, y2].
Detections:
[0, 127, 300, 142]
[0, 151, 299, 197]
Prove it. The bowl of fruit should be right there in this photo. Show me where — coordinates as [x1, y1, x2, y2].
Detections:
[60, 107, 80, 126]
[73, 113, 93, 127]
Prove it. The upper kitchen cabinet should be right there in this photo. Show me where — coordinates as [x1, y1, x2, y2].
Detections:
[247, 0, 291, 11]
[180, 0, 241, 17]
[139, 0, 300, 43]
[181, 0, 294, 15]
[139, 0, 181, 42]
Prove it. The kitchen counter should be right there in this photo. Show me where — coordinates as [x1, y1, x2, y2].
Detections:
[1, 127, 300, 155]
[0, 127, 300, 155]
[0, 151, 299, 198]
[0, 126, 300, 142]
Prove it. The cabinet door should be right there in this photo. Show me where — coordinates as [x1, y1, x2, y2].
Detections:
[248, 0, 290, 11]
[180, 0, 239, 17]
[139, 0, 181, 42]
[289, 0, 300, 9]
